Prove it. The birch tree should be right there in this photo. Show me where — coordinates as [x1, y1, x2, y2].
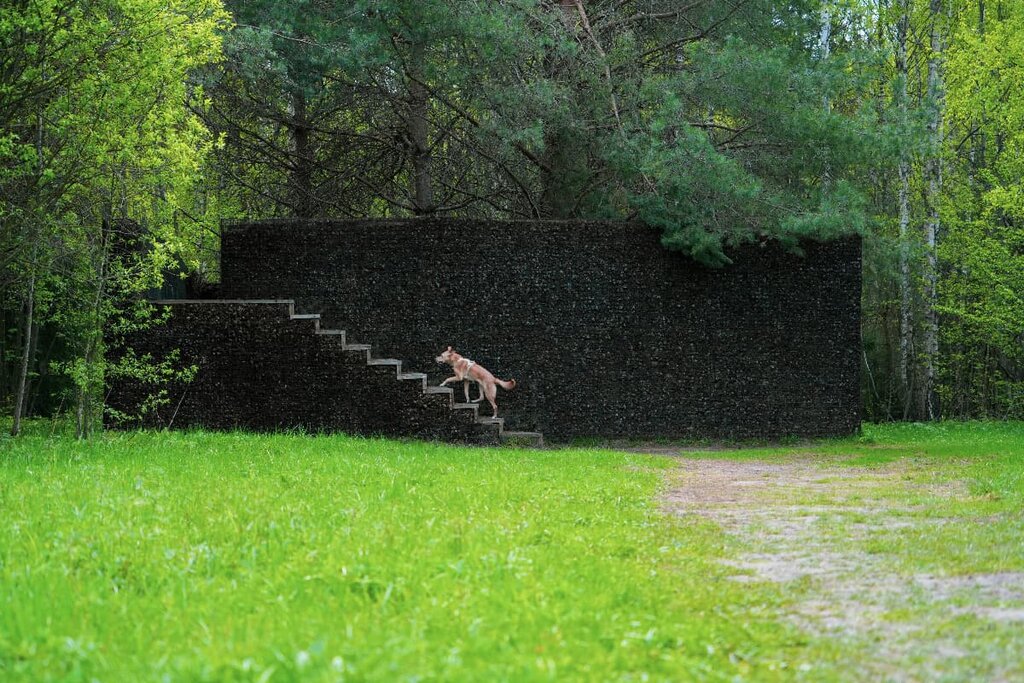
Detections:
[917, 0, 944, 419]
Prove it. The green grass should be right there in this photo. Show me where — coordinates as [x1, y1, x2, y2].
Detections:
[1, 427, 802, 682]
[1, 421, 1022, 681]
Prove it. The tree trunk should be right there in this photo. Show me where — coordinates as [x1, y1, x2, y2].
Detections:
[75, 384, 86, 439]
[895, 0, 914, 418]
[28, 321, 52, 417]
[407, 43, 435, 215]
[291, 88, 314, 218]
[76, 222, 111, 440]
[819, 2, 832, 112]
[539, 0, 583, 219]
[918, 0, 944, 420]
[539, 132, 577, 219]
[13, 106, 45, 436]
[10, 270, 36, 436]
[897, 158, 913, 417]
[818, 1, 833, 191]
[972, 0, 985, 174]
[1, 311, 6, 402]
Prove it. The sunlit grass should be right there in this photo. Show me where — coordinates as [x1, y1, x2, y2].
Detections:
[1, 426, 801, 682]
[1, 421, 1022, 681]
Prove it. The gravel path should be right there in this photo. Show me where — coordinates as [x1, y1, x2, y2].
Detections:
[663, 456, 1024, 681]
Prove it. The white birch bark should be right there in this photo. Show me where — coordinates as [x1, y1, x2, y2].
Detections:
[919, 0, 944, 419]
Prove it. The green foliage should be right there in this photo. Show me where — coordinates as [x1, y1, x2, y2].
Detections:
[200, 0, 883, 265]
[102, 346, 199, 425]
[630, 33, 883, 264]
[856, 0, 1024, 420]
[3, 0, 1023, 423]
[937, 2, 1024, 417]
[0, 0, 229, 431]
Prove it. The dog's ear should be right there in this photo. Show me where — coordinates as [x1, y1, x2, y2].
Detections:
[447, 346, 452, 352]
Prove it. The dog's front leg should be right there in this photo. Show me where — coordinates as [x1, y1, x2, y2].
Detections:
[463, 381, 471, 403]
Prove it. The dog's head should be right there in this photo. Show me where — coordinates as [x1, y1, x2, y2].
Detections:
[435, 346, 457, 365]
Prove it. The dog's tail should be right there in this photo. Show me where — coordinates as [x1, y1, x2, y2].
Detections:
[497, 378, 517, 391]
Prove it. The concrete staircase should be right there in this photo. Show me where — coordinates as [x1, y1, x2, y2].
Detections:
[304, 310, 544, 447]
[110, 299, 544, 447]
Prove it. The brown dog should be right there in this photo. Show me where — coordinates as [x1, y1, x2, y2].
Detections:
[435, 346, 516, 418]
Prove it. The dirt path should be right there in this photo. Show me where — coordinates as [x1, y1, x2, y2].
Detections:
[664, 456, 1024, 681]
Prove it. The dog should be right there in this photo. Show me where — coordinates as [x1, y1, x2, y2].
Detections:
[435, 346, 516, 418]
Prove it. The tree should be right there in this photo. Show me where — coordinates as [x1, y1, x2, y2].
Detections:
[859, 0, 1024, 420]
[9, 0, 1020, 426]
[937, 0, 1024, 417]
[202, 0, 883, 265]
[918, 0, 944, 420]
[1, 0, 229, 436]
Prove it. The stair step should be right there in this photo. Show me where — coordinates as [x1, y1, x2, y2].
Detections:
[270, 303, 526, 446]
[290, 313, 320, 332]
[316, 328, 345, 337]
[501, 430, 542, 437]
[500, 431, 545, 447]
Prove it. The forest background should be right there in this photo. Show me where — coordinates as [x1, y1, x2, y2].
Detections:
[2, 0, 1021, 436]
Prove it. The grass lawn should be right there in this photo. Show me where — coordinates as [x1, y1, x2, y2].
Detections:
[1, 422, 1022, 681]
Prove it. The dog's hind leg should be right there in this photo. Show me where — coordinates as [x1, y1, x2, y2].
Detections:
[484, 382, 498, 417]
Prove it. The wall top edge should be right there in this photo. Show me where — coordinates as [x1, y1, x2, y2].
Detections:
[148, 299, 295, 305]
[218, 217, 861, 246]
[218, 218, 658, 236]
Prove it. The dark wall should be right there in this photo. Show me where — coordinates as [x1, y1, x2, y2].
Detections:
[220, 219, 861, 441]
[107, 300, 498, 443]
